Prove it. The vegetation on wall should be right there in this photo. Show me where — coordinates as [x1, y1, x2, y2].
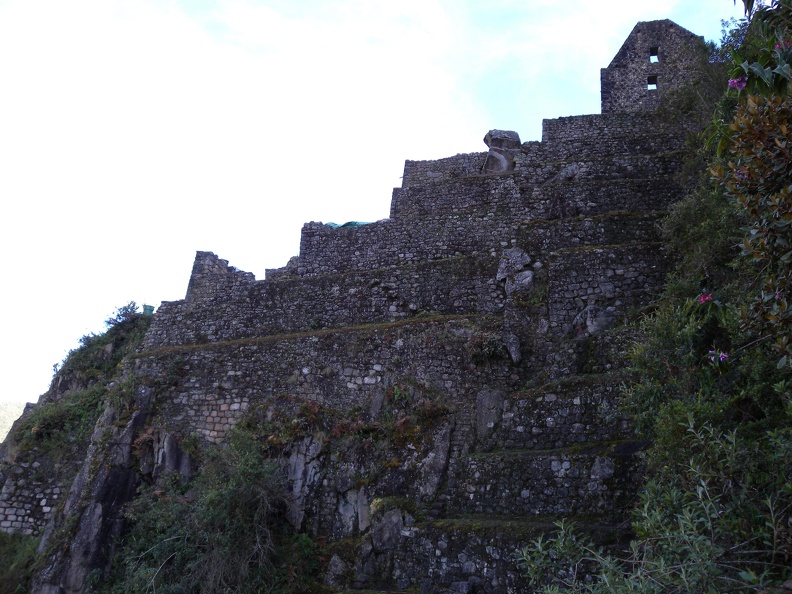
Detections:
[8, 303, 151, 463]
[96, 353, 460, 593]
[0, 304, 152, 593]
[0, 531, 38, 594]
[101, 430, 315, 594]
[517, 6, 792, 591]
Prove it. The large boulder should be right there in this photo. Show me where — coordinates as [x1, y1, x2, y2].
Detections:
[482, 129, 521, 174]
[571, 305, 617, 338]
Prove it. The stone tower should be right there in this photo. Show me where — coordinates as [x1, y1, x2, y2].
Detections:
[601, 19, 708, 113]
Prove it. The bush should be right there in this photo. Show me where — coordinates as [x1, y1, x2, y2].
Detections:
[105, 428, 326, 593]
[0, 532, 38, 594]
[517, 13, 792, 591]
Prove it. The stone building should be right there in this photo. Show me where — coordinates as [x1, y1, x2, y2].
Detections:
[601, 19, 708, 113]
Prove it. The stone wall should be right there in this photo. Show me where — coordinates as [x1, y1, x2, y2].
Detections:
[259, 103, 691, 287]
[138, 317, 525, 444]
[401, 153, 487, 187]
[185, 251, 256, 303]
[143, 254, 503, 349]
[478, 374, 631, 452]
[294, 210, 665, 278]
[601, 19, 708, 113]
[145, 229, 668, 354]
[547, 243, 668, 335]
[0, 462, 65, 536]
[450, 443, 643, 517]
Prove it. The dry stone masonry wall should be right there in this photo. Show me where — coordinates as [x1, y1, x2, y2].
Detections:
[0, 463, 64, 536]
[4, 19, 712, 594]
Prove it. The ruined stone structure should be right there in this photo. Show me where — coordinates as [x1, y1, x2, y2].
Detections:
[0, 20, 709, 594]
[601, 19, 707, 113]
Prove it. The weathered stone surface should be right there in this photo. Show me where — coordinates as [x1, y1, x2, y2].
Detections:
[287, 434, 324, 530]
[591, 456, 616, 480]
[476, 389, 505, 440]
[503, 332, 522, 364]
[371, 508, 404, 552]
[417, 423, 452, 500]
[497, 248, 532, 282]
[572, 305, 617, 338]
[482, 130, 522, 174]
[601, 19, 708, 114]
[505, 270, 534, 296]
[325, 554, 348, 587]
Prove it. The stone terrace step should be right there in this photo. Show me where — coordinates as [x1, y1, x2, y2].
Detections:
[388, 515, 628, 593]
[476, 373, 632, 453]
[546, 242, 670, 336]
[524, 176, 684, 220]
[136, 315, 529, 443]
[515, 150, 687, 188]
[397, 112, 686, 189]
[145, 255, 504, 348]
[392, 152, 685, 221]
[448, 440, 647, 519]
[538, 112, 687, 160]
[293, 209, 665, 278]
[149, 232, 668, 351]
[516, 211, 664, 257]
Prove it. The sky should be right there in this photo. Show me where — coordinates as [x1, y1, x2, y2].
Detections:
[0, 0, 746, 406]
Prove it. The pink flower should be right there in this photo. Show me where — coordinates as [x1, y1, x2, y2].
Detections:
[698, 293, 713, 304]
[708, 350, 729, 363]
[728, 76, 747, 90]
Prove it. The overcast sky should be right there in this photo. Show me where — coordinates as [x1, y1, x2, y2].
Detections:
[0, 0, 745, 405]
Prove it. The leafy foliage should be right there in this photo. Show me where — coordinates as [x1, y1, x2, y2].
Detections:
[8, 306, 152, 466]
[0, 532, 38, 594]
[729, 1, 792, 95]
[713, 94, 792, 371]
[9, 383, 104, 463]
[104, 428, 327, 594]
[517, 11, 792, 591]
[104, 301, 142, 329]
[57, 303, 152, 380]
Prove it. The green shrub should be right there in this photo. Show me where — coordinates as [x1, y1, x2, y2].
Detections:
[0, 532, 38, 594]
[9, 383, 104, 466]
[517, 13, 792, 591]
[58, 305, 151, 378]
[105, 428, 326, 593]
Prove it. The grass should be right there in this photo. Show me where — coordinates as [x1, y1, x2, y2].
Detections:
[0, 532, 38, 594]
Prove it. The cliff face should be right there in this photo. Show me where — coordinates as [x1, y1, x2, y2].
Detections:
[0, 20, 709, 594]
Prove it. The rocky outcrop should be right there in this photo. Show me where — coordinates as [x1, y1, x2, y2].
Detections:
[482, 129, 522, 174]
